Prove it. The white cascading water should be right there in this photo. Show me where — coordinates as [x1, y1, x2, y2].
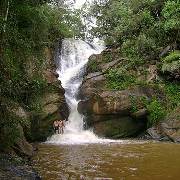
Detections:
[46, 39, 107, 144]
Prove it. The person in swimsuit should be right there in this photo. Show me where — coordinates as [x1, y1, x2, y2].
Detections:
[53, 120, 59, 134]
[58, 120, 65, 134]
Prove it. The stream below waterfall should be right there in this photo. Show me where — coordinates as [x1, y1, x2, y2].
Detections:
[33, 141, 180, 179]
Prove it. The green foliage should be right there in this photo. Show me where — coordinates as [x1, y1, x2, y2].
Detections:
[163, 50, 180, 63]
[0, 101, 21, 150]
[146, 99, 166, 127]
[90, 0, 180, 64]
[130, 95, 148, 113]
[130, 94, 167, 127]
[164, 82, 180, 109]
[130, 96, 139, 113]
[162, 60, 180, 72]
[162, 51, 180, 72]
[105, 69, 136, 90]
[162, 0, 180, 31]
[87, 60, 100, 72]
[103, 53, 114, 63]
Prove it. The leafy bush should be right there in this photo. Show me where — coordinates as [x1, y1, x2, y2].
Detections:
[162, 51, 180, 72]
[162, 0, 180, 31]
[146, 99, 166, 127]
[105, 69, 136, 90]
[163, 51, 180, 63]
[87, 60, 100, 72]
[130, 95, 148, 113]
[164, 82, 180, 109]
[90, 0, 180, 62]
[162, 60, 180, 73]
[0, 102, 21, 150]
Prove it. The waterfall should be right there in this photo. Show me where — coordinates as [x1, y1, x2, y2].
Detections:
[58, 39, 103, 133]
[46, 1, 119, 144]
[47, 39, 106, 144]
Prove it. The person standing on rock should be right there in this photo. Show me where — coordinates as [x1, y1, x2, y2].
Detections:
[53, 120, 59, 134]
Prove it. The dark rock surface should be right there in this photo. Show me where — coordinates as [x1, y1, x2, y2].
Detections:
[0, 154, 41, 180]
[145, 107, 180, 142]
[85, 115, 146, 138]
[30, 47, 69, 141]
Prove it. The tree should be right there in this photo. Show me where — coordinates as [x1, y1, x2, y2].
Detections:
[90, 0, 180, 63]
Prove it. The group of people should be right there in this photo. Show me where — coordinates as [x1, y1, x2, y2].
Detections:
[53, 119, 66, 134]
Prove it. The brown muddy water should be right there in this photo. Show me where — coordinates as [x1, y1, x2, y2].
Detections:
[33, 141, 180, 180]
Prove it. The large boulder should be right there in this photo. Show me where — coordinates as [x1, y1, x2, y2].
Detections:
[86, 115, 146, 138]
[78, 86, 161, 138]
[30, 82, 69, 142]
[5, 103, 33, 157]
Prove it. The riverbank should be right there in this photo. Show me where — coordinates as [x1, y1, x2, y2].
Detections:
[0, 153, 41, 180]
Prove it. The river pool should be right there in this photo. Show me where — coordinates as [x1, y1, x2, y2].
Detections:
[33, 141, 180, 180]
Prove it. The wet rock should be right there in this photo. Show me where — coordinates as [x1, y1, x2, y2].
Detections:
[160, 107, 180, 142]
[144, 108, 180, 142]
[6, 103, 33, 157]
[30, 91, 68, 141]
[147, 65, 158, 83]
[130, 109, 147, 119]
[79, 87, 158, 116]
[43, 70, 59, 84]
[146, 127, 164, 140]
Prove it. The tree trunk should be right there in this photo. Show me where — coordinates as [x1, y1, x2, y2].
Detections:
[3, 0, 10, 33]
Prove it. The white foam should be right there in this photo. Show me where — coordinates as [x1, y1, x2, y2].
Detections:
[46, 131, 147, 145]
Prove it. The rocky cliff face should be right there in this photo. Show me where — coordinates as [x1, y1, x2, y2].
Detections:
[78, 49, 179, 141]
[30, 47, 69, 142]
[0, 44, 68, 179]
[7, 46, 69, 156]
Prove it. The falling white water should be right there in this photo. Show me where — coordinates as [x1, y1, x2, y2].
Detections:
[47, 39, 107, 144]
[58, 39, 104, 133]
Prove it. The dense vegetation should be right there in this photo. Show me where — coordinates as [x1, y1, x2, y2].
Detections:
[89, 0, 180, 126]
[91, 0, 179, 59]
[0, 0, 83, 150]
